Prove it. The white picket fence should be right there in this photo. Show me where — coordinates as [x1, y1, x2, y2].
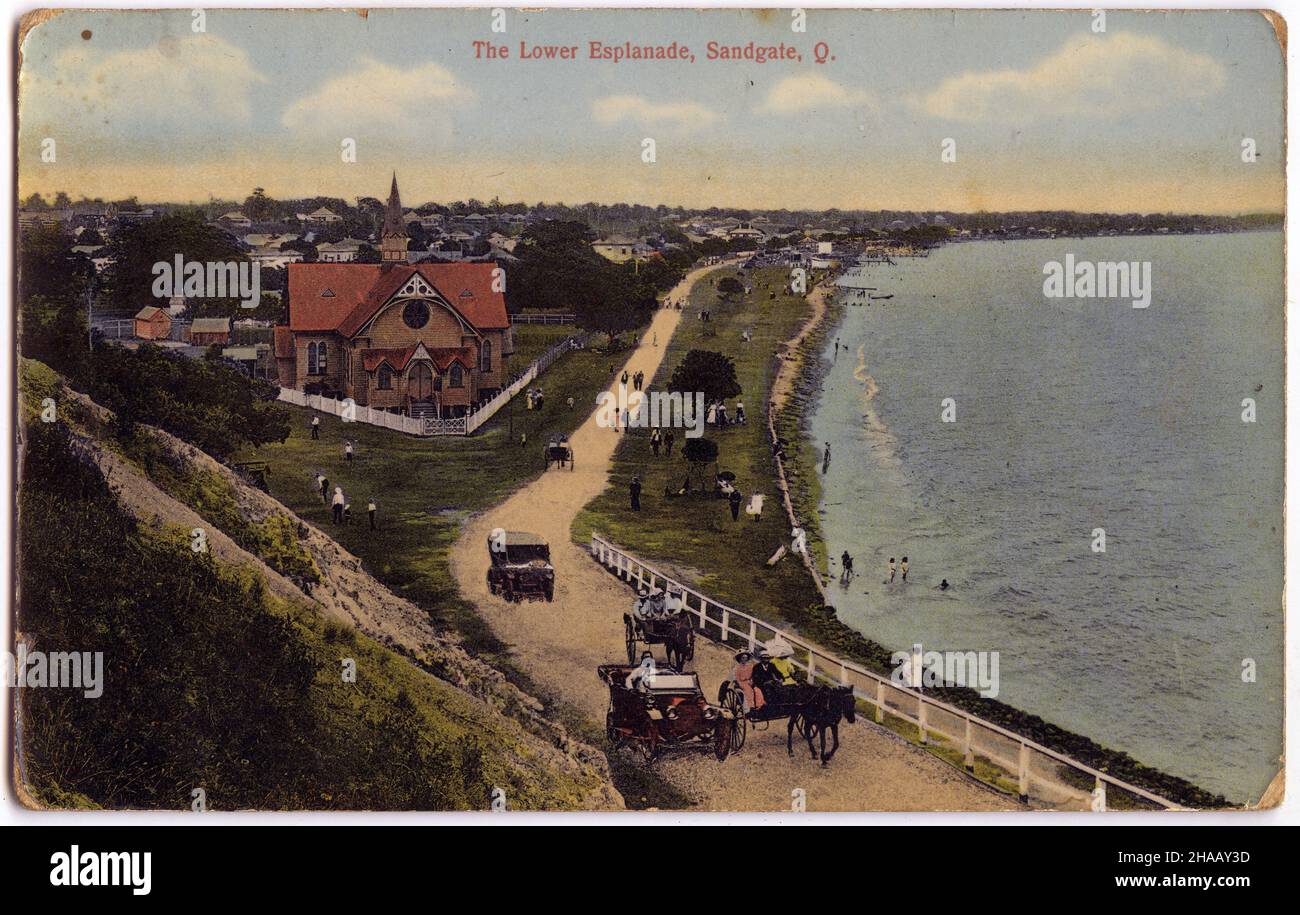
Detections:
[589, 533, 1185, 812]
[277, 334, 583, 437]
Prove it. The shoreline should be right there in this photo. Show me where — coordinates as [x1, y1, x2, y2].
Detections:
[767, 263, 1230, 809]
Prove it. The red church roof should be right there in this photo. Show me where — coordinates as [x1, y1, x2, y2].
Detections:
[287, 263, 509, 335]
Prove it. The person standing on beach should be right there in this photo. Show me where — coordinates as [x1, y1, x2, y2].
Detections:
[822, 441, 831, 473]
[841, 551, 854, 582]
[901, 557, 909, 582]
[888, 557, 896, 583]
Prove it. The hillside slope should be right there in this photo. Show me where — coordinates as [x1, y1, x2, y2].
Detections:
[16, 359, 621, 810]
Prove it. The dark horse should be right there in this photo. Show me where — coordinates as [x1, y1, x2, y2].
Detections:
[786, 685, 856, 766]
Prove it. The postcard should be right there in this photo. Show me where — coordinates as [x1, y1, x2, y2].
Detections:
[12, 7, 1285, 815]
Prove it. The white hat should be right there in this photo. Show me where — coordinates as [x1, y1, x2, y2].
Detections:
[764, 636, 795, 659]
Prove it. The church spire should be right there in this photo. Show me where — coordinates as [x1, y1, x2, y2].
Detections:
[380, 172, 409, 263]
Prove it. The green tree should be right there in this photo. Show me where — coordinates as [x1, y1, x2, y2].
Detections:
[103, 212, 246, 313]
[667, 349, 742, 405]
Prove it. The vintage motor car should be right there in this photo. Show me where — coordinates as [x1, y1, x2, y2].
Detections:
[486, 528, 555, 602]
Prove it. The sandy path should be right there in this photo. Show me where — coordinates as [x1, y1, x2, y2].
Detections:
[771, 279, 833, 411]
[450, 264, 1014, 811]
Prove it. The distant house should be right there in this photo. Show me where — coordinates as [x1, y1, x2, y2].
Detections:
[306, 207, 343, 225]
[134, 306, 172, 340]
[18, 210, 70, 231]
[219, 211, 252, 229]
[189, 317, 231, 346]
[592, 237, 637, 263]
[317, 238, 366, 263]
[249, 245, 305, 269]
[221, 343, 275, 380]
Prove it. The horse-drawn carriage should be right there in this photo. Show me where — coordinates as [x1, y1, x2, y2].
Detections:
[599, 663, 735, 762]
[717, 640, 857, 765]
[543, 435, 574, 470]
[624, 590, 695, 669]
[486, 528, 555, 602]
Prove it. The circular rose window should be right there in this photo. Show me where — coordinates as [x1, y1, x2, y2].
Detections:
[403, 301, 430, 329]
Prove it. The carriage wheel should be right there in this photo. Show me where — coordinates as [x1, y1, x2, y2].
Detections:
[636, 724, 660, 763]
[722, 686, 748, 751]
[714, 718, 733, 761]
[624, 617, 637, 665]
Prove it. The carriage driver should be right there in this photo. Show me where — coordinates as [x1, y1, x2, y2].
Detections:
[625, 652, 658, 691]
[753, 639, 798, 705]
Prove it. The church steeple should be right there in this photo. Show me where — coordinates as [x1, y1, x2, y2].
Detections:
[381, 172, 409, 263]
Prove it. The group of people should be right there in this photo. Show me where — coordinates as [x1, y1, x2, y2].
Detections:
[633, 586, 684, 620]
[648, 427, 676, 456]
[730, 638, 799, 711]
[313, 472, 379, 529]
[525, 386, 545, 411]
[706, 400, 745, 426]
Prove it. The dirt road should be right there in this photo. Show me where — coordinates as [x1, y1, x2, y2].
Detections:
[450, 264, 1014, 811]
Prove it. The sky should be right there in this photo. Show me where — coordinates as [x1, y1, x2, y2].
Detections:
[16, 8, 1286, 214]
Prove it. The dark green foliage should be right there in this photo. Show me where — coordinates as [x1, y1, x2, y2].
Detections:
[102, 212, 246, 315]
[667, 349, 742, 405]
[86, 343, 289, 460]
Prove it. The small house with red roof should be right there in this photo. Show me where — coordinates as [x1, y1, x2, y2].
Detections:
[275, 176, 513, 418]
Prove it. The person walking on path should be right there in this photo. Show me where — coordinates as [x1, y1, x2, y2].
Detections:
[368, 499, 377, 530]
[331, 486, 345, 524]
[621, 369, 629, 387]
[729, 488, 742, 521]
[311, 415, 320, 440]
[629, 475, 642, 512]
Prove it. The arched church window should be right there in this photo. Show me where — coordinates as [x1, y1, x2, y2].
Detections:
[378, 364, 394, 390]
[480, 340, 492, 372]
[449, 364, 464, 388]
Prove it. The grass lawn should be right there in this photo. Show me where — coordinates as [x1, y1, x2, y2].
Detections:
[510, 323, 578, 367]
[571, 267, 823, 625]
[237, 343, 628, 661]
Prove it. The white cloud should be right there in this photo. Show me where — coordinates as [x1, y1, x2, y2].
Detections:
[24, 34, 266, 130]
[281, 58, 474, 132]
[757, 73, 876, 114]
[914, 32, 1227, 122]
[591, 94, 720, 129]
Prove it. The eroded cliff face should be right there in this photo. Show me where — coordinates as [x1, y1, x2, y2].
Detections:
[19, 365, 623, 811]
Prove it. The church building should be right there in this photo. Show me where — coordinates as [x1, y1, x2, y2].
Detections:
[274, 176, 513, 418]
